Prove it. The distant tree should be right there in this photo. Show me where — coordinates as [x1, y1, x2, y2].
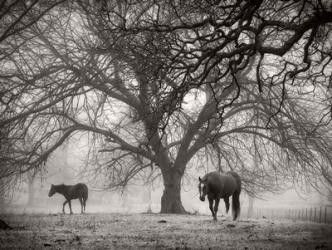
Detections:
[1, 0, 332, 213]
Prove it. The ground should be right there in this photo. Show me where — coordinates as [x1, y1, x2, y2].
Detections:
[0, 213, 331, 249]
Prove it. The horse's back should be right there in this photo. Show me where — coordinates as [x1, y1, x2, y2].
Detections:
[204, 171, 240, 198]
[70, 183, 88, 199]
[220, 172, 239, 196]
[75, 183, 88, 190]
[226, 171, 241, 190]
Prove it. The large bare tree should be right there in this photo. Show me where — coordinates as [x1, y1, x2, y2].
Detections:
[1, 0, 332, 213]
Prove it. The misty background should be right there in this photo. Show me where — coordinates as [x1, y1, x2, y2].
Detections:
[1, 137, 331, 216]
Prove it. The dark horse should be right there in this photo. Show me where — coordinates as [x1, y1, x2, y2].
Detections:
[48, 183, 88, 214]
[198, 171, 241, 221]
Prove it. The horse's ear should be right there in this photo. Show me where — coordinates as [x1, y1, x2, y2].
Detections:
[199, 177, 202, 182]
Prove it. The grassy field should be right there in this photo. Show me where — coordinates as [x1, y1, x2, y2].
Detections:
[0, 213, 331, 249]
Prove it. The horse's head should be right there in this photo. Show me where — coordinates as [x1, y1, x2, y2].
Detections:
[198, 177, 207, 202]
[48, 184, 56, 197]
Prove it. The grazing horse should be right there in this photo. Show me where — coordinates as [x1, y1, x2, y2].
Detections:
[198, 171, 241, 221]
[48, 183, 88, 214]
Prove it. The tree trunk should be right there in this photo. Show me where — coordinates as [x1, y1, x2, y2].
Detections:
[160, 171, 186, 214]
[147, 182, 152, 213]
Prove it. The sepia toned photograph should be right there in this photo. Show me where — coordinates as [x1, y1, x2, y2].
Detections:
[1, 0, 332, 249]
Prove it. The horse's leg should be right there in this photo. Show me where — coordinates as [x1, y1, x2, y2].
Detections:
[214, 198, 220, 220]
[84, 191, 88, 213]
[63, 200, 68, 214]
[82, 198, 86, 213]
[224, 196, 230, 214]
[208, 197, 216, 221]
[79, 198, 83, 214]
[68, 200, 73, 214]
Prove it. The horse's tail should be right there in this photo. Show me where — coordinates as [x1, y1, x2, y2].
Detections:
[232, 190, 240, 220]
[83, 184, 88, 203]
[229, 172, 241, 220]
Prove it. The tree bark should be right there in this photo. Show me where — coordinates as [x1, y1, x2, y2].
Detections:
[160, 170, 186, 214]
[147, 182, 152, 213]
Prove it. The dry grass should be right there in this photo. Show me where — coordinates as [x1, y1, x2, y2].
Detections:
[0, 213, 331, 249]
